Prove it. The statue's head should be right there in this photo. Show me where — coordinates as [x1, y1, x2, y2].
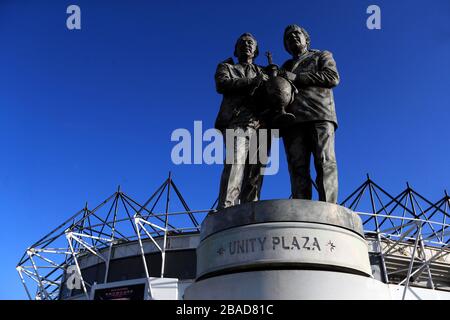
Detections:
[234, 33, 259, 60]
[283, 24, 310, 56]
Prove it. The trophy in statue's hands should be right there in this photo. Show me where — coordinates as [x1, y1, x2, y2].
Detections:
[261, 51, 297, 128]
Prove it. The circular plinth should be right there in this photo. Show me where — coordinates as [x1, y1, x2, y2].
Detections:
[186, 200, 380, 300]
[184, 270, 391, 300]
[197, 200, 371, 278]
[197, 221, 372, 278]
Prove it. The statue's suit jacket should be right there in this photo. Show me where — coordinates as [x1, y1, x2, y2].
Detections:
[282, 49, 340, 128]
[214, 58, 264, 130]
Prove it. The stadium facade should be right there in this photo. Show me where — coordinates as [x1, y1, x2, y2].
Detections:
[16, 175, 450, 300]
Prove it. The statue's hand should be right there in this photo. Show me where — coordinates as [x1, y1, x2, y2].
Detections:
[264, 64, 279, 72]
[278, 70, 297, 82]
[259, 73, 269, 82]
[253, 73, 269, 85]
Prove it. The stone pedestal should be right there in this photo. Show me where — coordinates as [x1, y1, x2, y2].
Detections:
[184, 200, 391, 300]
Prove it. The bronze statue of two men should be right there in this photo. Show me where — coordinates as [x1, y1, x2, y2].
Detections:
[215, 25, 340, 209]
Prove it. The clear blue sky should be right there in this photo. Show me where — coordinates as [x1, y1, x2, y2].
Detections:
[1, 0, 449, 299]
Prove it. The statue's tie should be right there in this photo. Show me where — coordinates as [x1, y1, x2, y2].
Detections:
[244, 64, 252, 78]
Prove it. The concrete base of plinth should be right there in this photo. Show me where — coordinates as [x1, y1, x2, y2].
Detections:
[184, 269, 391, 300]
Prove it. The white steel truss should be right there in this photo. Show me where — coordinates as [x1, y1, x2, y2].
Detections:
[16, 174, 205, 300]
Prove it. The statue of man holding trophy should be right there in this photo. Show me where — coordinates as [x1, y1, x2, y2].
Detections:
[214, 24, 340, 208]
